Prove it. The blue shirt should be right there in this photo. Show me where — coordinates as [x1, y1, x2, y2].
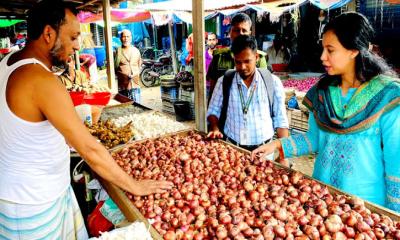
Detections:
[207, 70, 288, 145]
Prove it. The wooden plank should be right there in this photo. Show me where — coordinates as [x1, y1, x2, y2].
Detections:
[102, 0, 117, 92]
[192, 0, 207, 133]
[98, 178, 163, 240]
[76, 0, 97, 9]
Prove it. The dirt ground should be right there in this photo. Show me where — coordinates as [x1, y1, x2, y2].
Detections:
[141, 86, 163, 111]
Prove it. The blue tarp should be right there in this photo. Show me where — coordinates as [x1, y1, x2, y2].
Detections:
[117, 22, 150, 46]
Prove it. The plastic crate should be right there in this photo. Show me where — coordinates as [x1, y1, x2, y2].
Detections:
[160, 86, 179, 100]
[161, 100, 175, 114]
[179, 88, 195, 103]
[287, 108, 309, 132]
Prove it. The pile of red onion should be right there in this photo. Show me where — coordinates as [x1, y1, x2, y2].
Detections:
[113, 132, 400, 239]
[283, 77, 319, 92]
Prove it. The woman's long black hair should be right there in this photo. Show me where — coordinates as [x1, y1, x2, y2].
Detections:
[318, 12, 397, 89]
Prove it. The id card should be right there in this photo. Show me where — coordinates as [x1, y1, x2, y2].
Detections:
[240, 115, 249, 145]
[240, 126, 250, 145]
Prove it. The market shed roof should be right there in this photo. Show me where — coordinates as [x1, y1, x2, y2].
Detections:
[0, 0, 127, 19]
[136, 0, 261, 12]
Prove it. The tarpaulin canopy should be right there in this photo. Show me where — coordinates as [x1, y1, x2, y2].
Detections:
[136, 0, 260, 11]
[0, 19, 23, 28]
[309, 0, 352, 9]
[384, 0, 400, 4]
[150, 11, 219, 25]
[248, 0, 308, 22]
[78, 9, 151, 23]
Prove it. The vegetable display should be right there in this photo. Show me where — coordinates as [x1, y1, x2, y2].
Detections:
[112, 112, 189, 141]
[283, 77, 319, 92]
[86, 120, 133, 149]
[112, 132, 400, 239]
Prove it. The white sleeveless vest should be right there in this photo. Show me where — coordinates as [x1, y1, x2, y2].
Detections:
[0, 53, 70, 204]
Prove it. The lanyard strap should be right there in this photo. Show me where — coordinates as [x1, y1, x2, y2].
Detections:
[237, 75, 257, 115]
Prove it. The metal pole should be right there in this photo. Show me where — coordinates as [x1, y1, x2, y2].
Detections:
[168, 20, 178, 74]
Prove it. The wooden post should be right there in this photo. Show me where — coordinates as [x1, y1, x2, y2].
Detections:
[192, 0, 207, 132]
[167, 20, 178, 74]
[102, 0, 117, 92]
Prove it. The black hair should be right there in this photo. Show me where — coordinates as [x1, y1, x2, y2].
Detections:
[318, 12, 396, 89]
[27, 0, 78, 41]
[231, 13, 252, 27]
[231, 35, 257, 55]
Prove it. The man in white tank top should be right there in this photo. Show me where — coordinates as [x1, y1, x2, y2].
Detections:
[0, 0, 172, 239]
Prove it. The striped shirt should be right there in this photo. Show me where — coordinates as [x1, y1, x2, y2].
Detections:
[207, 70, 288, 145]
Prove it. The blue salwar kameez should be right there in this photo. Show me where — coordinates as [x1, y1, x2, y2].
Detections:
[280, 75, 400, 211]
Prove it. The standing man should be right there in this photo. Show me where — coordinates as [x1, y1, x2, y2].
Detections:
[206, 32, 218, 97]
[207, 35, 289, 152]
[0, 0, 172, 238]
[205, 32, 218, 73]
[207, 13, 268, 96]
[115, 29, 142, 102]
[266, 35, 291, 70]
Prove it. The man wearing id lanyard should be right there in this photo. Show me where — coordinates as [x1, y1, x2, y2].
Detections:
[207, 35, 289, 158]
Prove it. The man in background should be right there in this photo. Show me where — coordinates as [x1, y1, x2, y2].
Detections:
[114, 29, 142, 102]
[206, 13, 268, 97]
[205, 32, 218, 73]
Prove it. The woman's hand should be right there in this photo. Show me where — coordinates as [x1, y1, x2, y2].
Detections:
[251, 140, 281, 161]
[133, 180, 173, 196]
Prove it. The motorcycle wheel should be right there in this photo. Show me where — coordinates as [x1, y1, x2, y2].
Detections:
[140, 67, 156, 87]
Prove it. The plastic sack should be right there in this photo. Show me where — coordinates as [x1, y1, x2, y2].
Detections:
[287, 95, 299, 109]
[100, 198, 126, 225]
[87, 201, 113, 237]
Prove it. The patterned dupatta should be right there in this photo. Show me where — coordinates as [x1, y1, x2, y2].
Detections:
[303, 75, 400, 134]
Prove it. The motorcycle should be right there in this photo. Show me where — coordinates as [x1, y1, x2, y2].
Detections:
[140, 55, 173, 87]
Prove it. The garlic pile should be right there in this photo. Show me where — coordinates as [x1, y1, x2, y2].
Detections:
[92, 221, 152, 240]
[67, 83, 110, 94]
[112, 112, 190, 140]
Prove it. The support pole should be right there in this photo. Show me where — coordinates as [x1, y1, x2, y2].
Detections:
[167, 21, 178, 74]
[192, 0, 207, 132]
[102, 0, 117, 92]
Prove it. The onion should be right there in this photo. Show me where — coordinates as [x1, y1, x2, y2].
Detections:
[324, 215, 344, 233]
[164, 230, 176, 240]
[274, 225, 286, 238]
[249, 191, 260, 202]
[244, 181, 254, 192]
[216, 226, 227, 239]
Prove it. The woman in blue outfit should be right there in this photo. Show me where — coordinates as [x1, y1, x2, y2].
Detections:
[252, 12, 400, 211]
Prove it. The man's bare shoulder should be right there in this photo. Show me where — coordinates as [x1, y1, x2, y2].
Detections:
[10, 64, 58, 86]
